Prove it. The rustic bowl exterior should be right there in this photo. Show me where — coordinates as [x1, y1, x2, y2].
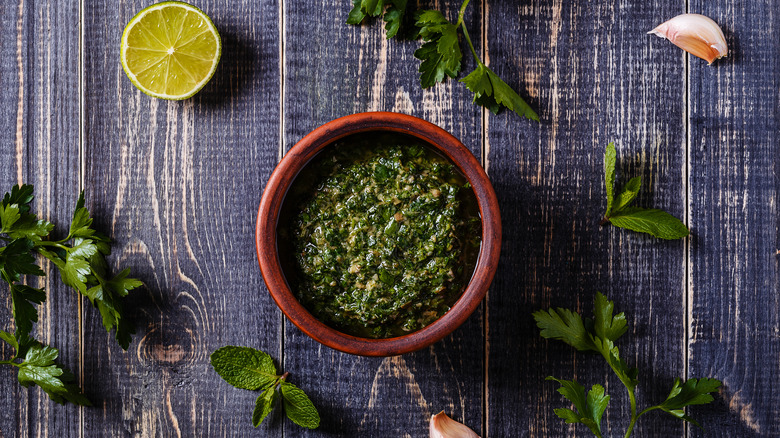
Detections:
[256, 112, 501, 356]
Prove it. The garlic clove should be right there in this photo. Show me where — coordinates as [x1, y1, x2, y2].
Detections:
[649, 13, 728, 64]
[430, 411, 480, 438]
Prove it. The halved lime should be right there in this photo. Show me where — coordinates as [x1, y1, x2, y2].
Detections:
[120, 1, 221, 100]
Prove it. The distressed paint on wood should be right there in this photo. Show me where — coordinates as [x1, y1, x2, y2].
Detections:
[282, 1, 485, 436]
[687, 2, 780, 436]
[485, 1, 689, 436]
[0, 1, 81, 437]
[81, 0, 282, 436]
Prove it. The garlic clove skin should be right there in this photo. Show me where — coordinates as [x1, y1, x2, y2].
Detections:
[649, 13, 728, 64]
[430, 411, 480, 438]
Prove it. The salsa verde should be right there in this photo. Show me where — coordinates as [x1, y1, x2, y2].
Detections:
[280, 132, 481, 338]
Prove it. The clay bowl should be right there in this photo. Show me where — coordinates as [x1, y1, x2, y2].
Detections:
[256, 112, 501, 356]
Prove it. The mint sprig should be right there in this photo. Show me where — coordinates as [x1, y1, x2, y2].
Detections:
[533, 293, 720, 437]
[211, 346, 320, 429]
[0, 184, 140, 405]
[602, 143, 689, 239]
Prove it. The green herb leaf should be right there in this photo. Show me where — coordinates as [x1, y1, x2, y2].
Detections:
[591, 292, 628, 342]
[210, 346, 279, 390]
[608, 207, 689, 240]
[2, 184, 35, 210]
[346, 0, 367, 24]
[10, 284, 45, 340]
[280, 381, 321, 429]
[460, 64, 539, 121]
[0, 238, 44, 280]
[532, 306, 597, 352]
[252, 386, 278, 427]
[16, 342, 90, 406]
[655, 378, 722, 427]
[604, 143, 617, 216]
[546, 377, 609, 438]
[414, 10, 461, 88]
[612, 176, 641, 213]
[382, 0, 407, 39]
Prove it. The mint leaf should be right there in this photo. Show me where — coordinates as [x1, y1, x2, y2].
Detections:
[414, 10, 461, 88]
[10, 284, 45, 340]
[253, 386, 278, 427]
[608, 207, 689, 240]
[604, 143, 617, 216]
[280, 381, 320, 429]
[612, 176, 641, 213]
[546, 377, 609, 438]
[533, 306, 597, 352]
[460, 63, 539, 121]
[16, 343, 90, 406]
[210, 346, 278, 390]
[655, 378, 721, 427]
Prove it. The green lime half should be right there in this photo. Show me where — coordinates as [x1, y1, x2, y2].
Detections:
[120, 1, 221, 100]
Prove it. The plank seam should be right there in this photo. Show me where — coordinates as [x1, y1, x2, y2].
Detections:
[78, 0, 85, 435]
[683, 1, 691, 438]
[278, 1, 286, 437]
[480, 1, 488, 437]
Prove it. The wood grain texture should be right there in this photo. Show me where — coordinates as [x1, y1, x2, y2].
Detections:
[0, 1, 81, 437]
[81, 0, 281, 436]
[687, 2, 780, 437]
[282, 1, 485, 436]
[485, 1, 689, 436]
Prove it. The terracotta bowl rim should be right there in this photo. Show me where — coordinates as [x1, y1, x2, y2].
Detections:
[256, 111, 501, 356]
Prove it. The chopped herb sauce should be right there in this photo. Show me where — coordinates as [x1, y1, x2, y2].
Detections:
[279, 132, 481, 338]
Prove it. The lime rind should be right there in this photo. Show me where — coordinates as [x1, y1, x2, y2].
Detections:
[120, 1, 221, 100]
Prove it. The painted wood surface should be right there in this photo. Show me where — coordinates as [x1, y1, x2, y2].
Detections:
[687, 1, 780, 437]
[485, 1, 689, 436]
[0, 0, 777, 437]
[0, 1, 81, 437]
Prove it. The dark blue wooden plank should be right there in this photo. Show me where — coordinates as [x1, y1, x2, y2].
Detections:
[486, 1, 689, 436]
[81, 0, 282, 436]
[0, 1, 81, 436]
[282, 1, 485, 436]
[687, 2, 780, 436]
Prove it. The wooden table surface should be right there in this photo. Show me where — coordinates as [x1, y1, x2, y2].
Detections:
[1, 0, 777, 437]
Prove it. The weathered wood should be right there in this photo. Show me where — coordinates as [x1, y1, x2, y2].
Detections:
[687, 2, 780, 437]
[485, 1, 688, 436]
[282, 1, 485, 436]
[0, 1, 81, 437]
[81, 0, 282, 436]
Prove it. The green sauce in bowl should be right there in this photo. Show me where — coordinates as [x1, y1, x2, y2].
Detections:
[279, 132, 481, 338]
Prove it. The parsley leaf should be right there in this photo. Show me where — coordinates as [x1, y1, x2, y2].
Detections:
[280, 381, 321, 429]
[15, 342, 90, 406]
[535, 293, 720, 437]
[211, 345, 320, 429]
[346, 0, 539, 120]
[414, 11, 461, 88]
[652, 378, 722, 427]
[9, 284, 45, 340]
[461, 64, 539, 121]
[546, 378, 609, 438]
[210, 346, 279, 390]
[532, 306, 597, 352]
[601, 143, 689, 239]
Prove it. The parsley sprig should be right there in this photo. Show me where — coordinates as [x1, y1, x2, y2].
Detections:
[347, 0, 539, 121]
[602, 143, 689, 239]
[211, 346, 320, 429]
[533, 293, 721, 437]
[0, 184, 141, 405]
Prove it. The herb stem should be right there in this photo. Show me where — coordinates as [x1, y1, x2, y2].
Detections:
[456, 0, 482, 66]
[280, 371, 290, 382]
[624, 390, 638, 438]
